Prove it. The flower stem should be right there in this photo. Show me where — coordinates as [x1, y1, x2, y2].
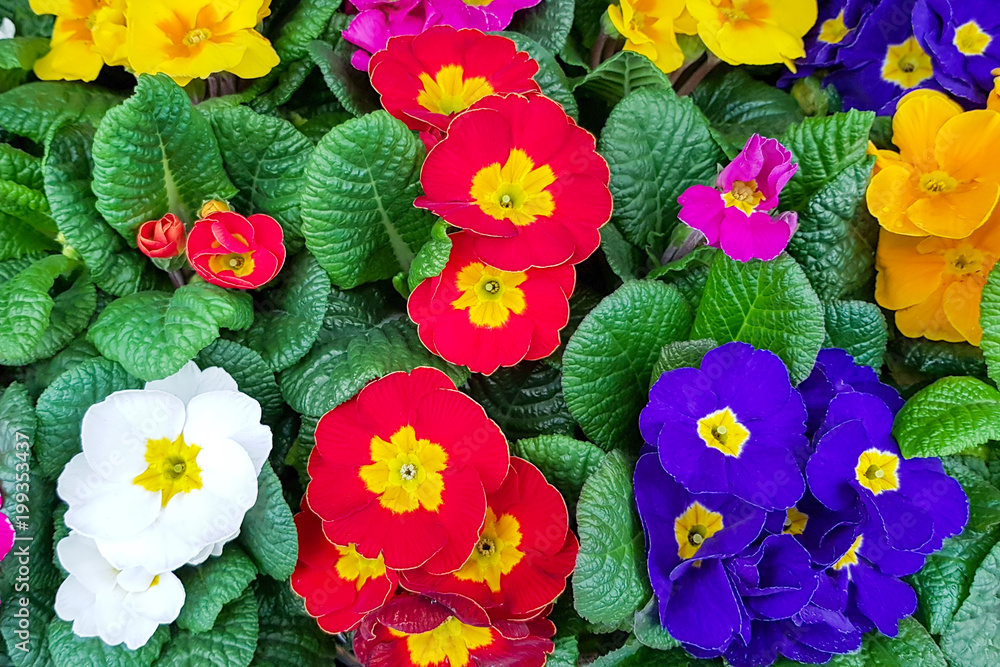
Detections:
[168, 270, 186, 289]
[591, 30, 609, 70]
[676, 53, 721, 96]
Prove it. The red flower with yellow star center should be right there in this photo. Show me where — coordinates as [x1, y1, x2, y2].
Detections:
[306, 368, 510, 572]
[353, 593, 555, 667]
[415, 93, 613, 271]
[290, 505, 398, 633]
[407, 231, 575, 375]
[400, 457, 578, 621]
[369, 26, 540, 135]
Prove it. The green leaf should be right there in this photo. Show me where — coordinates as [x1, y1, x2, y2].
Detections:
[44, 123, 162, 296]
[0, 82, 121, 144]
[599, 87, 724, 258]
[650, 338, 717, 387]
[35, 357, 142, 479]
[601, 224, 645, 282]
[252, 578, 340, 664]
[0, 254, 95, 366]
[154, 589, 258, 667]
[177, 544, 258, 633]
[46, 620, 169, 667]
[691, 253, 825, 385]
[863, 617, 947, 667]
[0, 37, 48, 71]
[0, 144, 42, 189]
[897, 339, 987, 380]
[0, 178, 54, 232]
[307, 35, 379, 118]
[823, 300, 888, 370]
[546, 637, 580, 667]
[573, 0, 609, 47]
[564, 280, 692, 450]
[511, 435, 605, 512]
[633, 596, 681, 651]
[466, 361, 576, 442]
[407, 219, 452, 292]
[92, 74, 236, 239]
[195, 339, 283, 425]
[591, 639, 696, 667]
[893, 377, 1000, 459]
[507, 0, 573, 54]
[577, 51, 671, 108]
[780, 109, 876, 208]
[235, 252, 330, 373]
[941, 540, 1000, 667]
[301, 110, 433, 288]
[785, 159, 878, 301]
[0, 212, 55, 260]
[208, 105, 313, 242]
[978, 266, 1000, 385]
[2, 592, 54, 667]
[273, 0, 343, 61]
[239, 462, 297, 580]
[499, 32, 578, 120]
[574, 450, 650, 626]
[88, 282, 254, 382]
[943, 457, 1000, 533]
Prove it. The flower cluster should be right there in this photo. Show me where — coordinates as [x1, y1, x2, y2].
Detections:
[367, 28, 612, 375]
[608, 0, 819, 74]
[137, 201, 286, 290]
[53, 363, 273, 649]
[31, 0, 279, 84]
[678, 133, 800, 262]
[294, 369, 576, 664]
[789, 0, 1000, 113]
[870, 90, 1000, 345]
[635, 343, 967, 666]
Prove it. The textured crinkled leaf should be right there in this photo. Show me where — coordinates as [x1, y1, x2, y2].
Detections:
[155, 589, 258, 667]
[0, 82, 121, 143]
[0, 212, 55, 260]
[511, 435, 604, 512]
[246, 59, 312, 116]
[27, 267, 95, 364]
[601, 224, 645, 282]
[273, 0, 343, 61]
[786, 159, 878, 301]
[577, 51, 671, 107]
[893, 377, 1000, 459]
[574, 450, 650, 625]
[467, 361, 576, 442]
[301, 111, 432, 288]
[92, 74, 236, 240]
[279, 317, 468, 416]
[944, 458, 1000, 532]
[650, 338, 716, 387]
[633, 596, 681, 651]
[47, 620, 169, 667]
[307, 35, 379, 118]
[591, 639, 695, 667]
[196, 339, 283, 425]
[45, 123, 162, 296]
[823, 300, 887, 370]
[88, 282, 254, 382]
[862, 617, 947, 667]
[941, 541, 1000, 667]
[0, 144, 42, 189]
[599, 87, 724, 258]
[407, 220, 452, 292]
[253, 578, 340, 664]
[546, 637, 580, 667]
[0, 178, 53, 231]
[208, 106, 313, 242]
[564, 280, 692, 450]
[177, 544, 258, 633]
[1, 592, 54, 667]
[35, 357, 141, 479]
[500, 32, 578, 120]
[978, 267, 1000, 385]
[507, 0, 573, 54]
[898, 339, 987, 380]
[781, 109, 875, 208]
[0, 37, 48, 71]
[692, 253, 825, 385]
[239, 462, 297, 580]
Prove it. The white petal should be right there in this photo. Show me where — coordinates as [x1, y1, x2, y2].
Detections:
[145, 363, 237, 405]
[57, 453, 106, 505]
[186, 543, 214, 567]
[122, 617, 160, 651]
[194, 438, 259, 509]
[186, 529, 239, 566]
[81, 391, 185, 481]
[116, 567, 156, 593]
[95, 527, 205, 574]
[93, 587, 130, 647]
[54, 576, 96, 623]
[125, 571, 184, 624]
[55, 533, 118, 594]
[62, 480, 161, 543]
[0, 19, 15, 39]
[184, 391, 271, 472]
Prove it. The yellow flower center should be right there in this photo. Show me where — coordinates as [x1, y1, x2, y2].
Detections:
[132, 434, 203, 507]
[358, 426, 448, 514]
[470, 149, 556, 227]
[833, 535, 863, 571]
[209, 233, 255, 277]
[335, 544, 387, 592]
[722, 180, 766, 215]
[451, 262, 527, 328]
[199, 200, 231, 217]
[783, 506, 809, 536]
[396, 617, 494, 667]
[463, 0, 495, 5]
[697, 408, 750, 457]
[183, 28, 212, 46]
[919, 170, 958, 195]
[854, 449, 900, 495]
[453, 508, 524, 593]
[882, 37, 933, 88]
[818, 11, 850, 44]
[416, 65, 495, 116]
[954, 21, 992, 56]
[674, 502, 724, 560]
[944, 245, 986, 276]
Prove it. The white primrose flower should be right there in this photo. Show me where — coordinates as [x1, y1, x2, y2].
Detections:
[57, 363, 272, 573]
[54, 532, 184, 650]
[0, 19, 15, 40]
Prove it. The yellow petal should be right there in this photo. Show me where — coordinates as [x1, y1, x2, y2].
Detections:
[907, 182, 1000, 239]
[891, 90, 962, 172]
[222, 29, 279, 79]
[675, 7, 698, 34]
[761, 0, 819, 39]
[30, 0, 90, 19]
[943, 278, 986, 345]
[895, 286, 965, 343]
[713, 19, 806, 66]
[875, 230, 946, 310]
[214, 0, 269, 34]
[33, 20, 103, 81]
[866, 165, 925, 236]
[935, 110, 1000, 183]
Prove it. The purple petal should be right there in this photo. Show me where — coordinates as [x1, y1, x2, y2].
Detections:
[851, 562, 918, 636]
[664, 559, 744, 650]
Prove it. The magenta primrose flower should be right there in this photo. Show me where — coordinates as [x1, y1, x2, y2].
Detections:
[678, 134, 799, 262]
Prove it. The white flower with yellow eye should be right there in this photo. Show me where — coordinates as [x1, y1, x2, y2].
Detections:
[54, 532, 184, 650]
[57, 363, 271, 573]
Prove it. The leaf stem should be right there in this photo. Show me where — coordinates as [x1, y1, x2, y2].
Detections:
[676, 54, 721, 96]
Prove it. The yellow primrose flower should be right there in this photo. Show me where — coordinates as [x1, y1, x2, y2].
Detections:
[126, 0, 280, 86]
[866, 89, 1000, 239]
[608, 0, 688, 73]
[989, 68, 1000, 112]
[30, 0, 126, 82]
[685, 0, 818, 69]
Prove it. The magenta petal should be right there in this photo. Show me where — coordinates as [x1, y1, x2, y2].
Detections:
[0, 513, 13, 561]
[719, 134, 766, 191]
[747, 212, 795, 261]
[718, 207, 755, 262]
[678, 185, 726, 245]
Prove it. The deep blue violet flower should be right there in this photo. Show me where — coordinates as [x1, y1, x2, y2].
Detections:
[914, 0, 1000, 105]
[640, 342, 808, 510]
[634, 453, 767, 651]
[797, 348, 904, 438]
[789, 0, 876, 78]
